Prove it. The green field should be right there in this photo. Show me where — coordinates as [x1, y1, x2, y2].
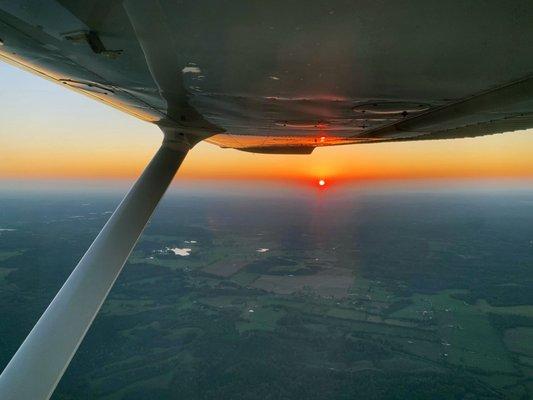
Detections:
[2, 190, 533, 399]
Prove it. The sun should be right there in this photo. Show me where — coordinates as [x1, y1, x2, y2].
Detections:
[318, 179, 326, 187]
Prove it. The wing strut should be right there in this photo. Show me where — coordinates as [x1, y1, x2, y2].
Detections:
[0, 134, 190, 400]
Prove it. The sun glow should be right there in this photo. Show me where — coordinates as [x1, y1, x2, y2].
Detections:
[4, 60, 533, 184]
[318, 179, 326, 186]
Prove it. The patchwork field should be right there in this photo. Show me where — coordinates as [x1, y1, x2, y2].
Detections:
[2, 189, 533, 399]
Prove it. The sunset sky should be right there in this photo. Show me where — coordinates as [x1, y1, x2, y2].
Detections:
[2, 62, 533, 185]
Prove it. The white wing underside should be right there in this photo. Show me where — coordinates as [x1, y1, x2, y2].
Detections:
[0, 0, 532, 153]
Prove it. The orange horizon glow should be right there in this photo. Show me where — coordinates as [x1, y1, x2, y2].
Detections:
[3, 131, 533, 183]
[2, 63, 533, 185]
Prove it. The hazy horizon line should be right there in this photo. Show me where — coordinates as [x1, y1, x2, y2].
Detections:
[1, 176, 533, 196]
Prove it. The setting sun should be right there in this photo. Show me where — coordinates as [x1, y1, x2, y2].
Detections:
[318, 179, 326, 186]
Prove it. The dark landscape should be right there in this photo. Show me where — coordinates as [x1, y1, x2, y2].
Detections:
[1, 182, 532, 399]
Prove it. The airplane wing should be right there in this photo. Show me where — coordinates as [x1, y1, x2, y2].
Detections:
[1, 0, 532, 154]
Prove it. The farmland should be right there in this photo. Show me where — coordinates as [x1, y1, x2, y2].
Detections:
[1, 187, 533, 399]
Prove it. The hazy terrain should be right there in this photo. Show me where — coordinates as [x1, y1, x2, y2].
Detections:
[1, 181, 533, 399]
